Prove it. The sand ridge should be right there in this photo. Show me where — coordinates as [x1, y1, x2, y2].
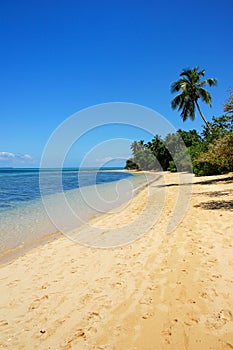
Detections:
[0, 172, 232, 349]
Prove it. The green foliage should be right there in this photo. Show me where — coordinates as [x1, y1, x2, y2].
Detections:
[134, 149, 159, 171]
[193, 108, 233, 175]
[177, 129, 201, 148]
[171, 66, 217, 130]
[127, 140, 161, 170]
[224, 89, 233, 115]
[126, 112, 233, 176]
[164, 133, 192, 172]
[126, 133, 193, 172]
[150, 135, 172, 170]
[196, 132, 233, 175]
[125, 159, 139, 170]
[201, 114, 233, 144]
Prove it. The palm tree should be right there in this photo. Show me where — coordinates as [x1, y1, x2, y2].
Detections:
[224, 89, 233, 116]
[171, 66, 217, 131]
[130, 140, 145, 155]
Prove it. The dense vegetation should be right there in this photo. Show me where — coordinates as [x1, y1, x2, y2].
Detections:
[126, 90, 233, 176]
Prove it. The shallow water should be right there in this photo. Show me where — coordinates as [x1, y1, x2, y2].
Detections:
[0, 169, 156, 255]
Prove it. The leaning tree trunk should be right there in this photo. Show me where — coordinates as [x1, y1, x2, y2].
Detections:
[195, 101, 212, 131]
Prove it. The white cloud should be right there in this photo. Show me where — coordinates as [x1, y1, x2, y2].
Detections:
[0, 151, 34, 164]
[0, 152, 15, 160]
[23, 154, 33, 160]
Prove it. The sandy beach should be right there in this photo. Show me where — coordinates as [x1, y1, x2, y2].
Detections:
[0, 171, 232, 350]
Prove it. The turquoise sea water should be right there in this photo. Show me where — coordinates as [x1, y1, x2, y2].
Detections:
[0, 168, 155, 257]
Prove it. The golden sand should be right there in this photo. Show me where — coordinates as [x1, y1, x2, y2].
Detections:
[0, 172, 232, 349]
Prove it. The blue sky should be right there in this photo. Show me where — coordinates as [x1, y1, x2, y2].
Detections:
[0, 0, 232, 167]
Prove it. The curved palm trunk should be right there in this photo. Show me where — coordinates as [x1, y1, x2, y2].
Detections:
[195, 101, 212, 131]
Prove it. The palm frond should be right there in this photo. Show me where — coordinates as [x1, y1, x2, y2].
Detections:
[180, 66, 203, 81]
[170, 78, 189, 93]
[198, 88, 212, 106]
[171, 66, 216, 129]
[199, 78, 217, 87]
[180, 67, 193, 77]
[171, 93, 183, 109]
[198, 68, 205, 77]
[181, 96, 195, 121]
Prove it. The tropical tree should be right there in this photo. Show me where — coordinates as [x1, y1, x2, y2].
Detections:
[224, 89, 233, 116]
[130, 140, 145, 154]
[201, 114, 233, 143]
[125, 158, 139, 170]
[196, 132, 233, 174]
[171, 66, 217, 131]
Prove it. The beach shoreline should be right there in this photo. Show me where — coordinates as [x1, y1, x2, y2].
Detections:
[0, 169, 156, 265]
[0, 171, 232, 349]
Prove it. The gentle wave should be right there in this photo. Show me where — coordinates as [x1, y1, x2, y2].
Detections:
[0, 168, 132, 212]
[0, 170, 157, 257]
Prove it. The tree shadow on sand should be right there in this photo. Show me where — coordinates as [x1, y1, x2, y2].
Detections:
[194, 200, 233, 211]
[194, 190, 233, 197]
[155, 175, 233, 189]
[192, 178, 233, 211]
[153, 174, 233, 211]
[194, 176, 233, 186]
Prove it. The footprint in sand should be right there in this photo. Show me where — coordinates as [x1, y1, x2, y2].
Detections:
[211, 273, 222, 279]
[86, 311, 101, 321]
[112, 325, 128, 336]
[142, 311, 155, 319]
[206, 309, 233, 329]
[200, 291, 208, 299]
[207, 258, 218, 263]
[61, 329, 86, 349]
[184, 313, 199, 326]
[139, 296, 153, 305]
[188, 299, 196, 304]
[40, 283, 49, 290]
[94, 296, 112, 309]
[28, 295, 48, 311]
[219, 309, 233, 321]
[95, 277, 110, 283]
[111, 281, 123, 288]
[7, 279, 20, 287]
[116, 262, 127, 267]
[161, 327, 172, 345]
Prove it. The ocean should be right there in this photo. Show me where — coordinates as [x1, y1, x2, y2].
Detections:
[0, 168, 155, 258]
